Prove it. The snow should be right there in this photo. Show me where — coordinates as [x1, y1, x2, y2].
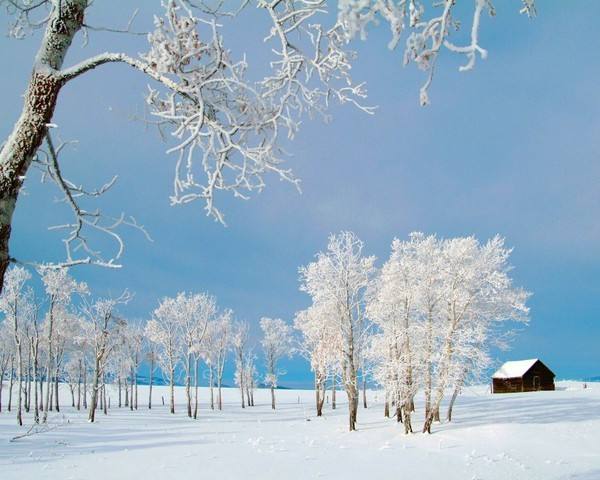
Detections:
[492, 359, 540, 379]
[1, 381, 600, 479]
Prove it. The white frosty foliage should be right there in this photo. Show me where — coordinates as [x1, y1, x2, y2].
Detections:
[337, 0, 537, 105]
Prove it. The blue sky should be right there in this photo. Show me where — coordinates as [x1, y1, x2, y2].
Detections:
[2, 1, 599, 387]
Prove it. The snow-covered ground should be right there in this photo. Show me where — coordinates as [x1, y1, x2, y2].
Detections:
[1, 381, 599, 479]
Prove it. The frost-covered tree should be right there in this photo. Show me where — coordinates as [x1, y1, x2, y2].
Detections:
[295, 301, 341, 417]
[146, 296, 181, 414]
[40, 267, 87, 422]
[260, 317, 293, 410]
[421, 236, 529, 433]
[82, 293, 129, 422]
[212, 310, 232, 411]
[299, 232, 376, 431]
[0, 266, 34, 425]
[174, 292, 215, 418]
[367, 233, 529, 434]
[0, 0, 536, 294]
[0, 323, 13, 413]
[231, 321, 250, 408]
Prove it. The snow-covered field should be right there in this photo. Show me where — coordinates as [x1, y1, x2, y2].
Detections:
[1, 381, 599, 480]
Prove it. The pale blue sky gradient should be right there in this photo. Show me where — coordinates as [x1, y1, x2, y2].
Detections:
[2, 1, 599, 386]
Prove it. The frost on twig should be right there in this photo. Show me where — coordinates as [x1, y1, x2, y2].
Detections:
[32, 131, 152, 271]
[337, 0, 537, 105]
[0, 0, 51, 39]
[142, 1, 373, 224]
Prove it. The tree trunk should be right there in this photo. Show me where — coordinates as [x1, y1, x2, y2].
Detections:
[102, 377, 108, 415]
[348, 390, 358, 432]
[0, 0, 88, 295]
[209, 364, 214, 410]
[193, 357, 199, 420]
[88, 356, 100, 422]
[331, 375, 336, 410]
[54, 362, 60, 412]
[130, 367, 134, 411]
[15, 343, 23, 425]
[270, 386, 276, 410]
[33, 357, 39, 423]
[77, 359, 81, 411]
[0, 360, 6, 413]
[83, 362, 87, 409]
[362, 375, 367, 409]
[447, 386, 460, 422]
[186, 354, 192, 418]
[217, 375, 223, 411]
[384, 400, 389, 418]
[118, 376, 122, 408]
[169, 368, 175, 414]
[8, 357, 14, 412]
[25, 348, 31, 413]
[148, 356, 154, 409]
[134, 367, 138, 410]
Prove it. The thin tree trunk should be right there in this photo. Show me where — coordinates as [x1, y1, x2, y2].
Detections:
[447, 386, 460, 422]
[169, 367, 175, 414]
[209, 364, 214, 410]
[271, 386, 276, 410]
[54, 362, 60, 412]
[362, 375, 367, 409]
[77, 360, 81, 411]
[130, 367, 134, 412]
[193, 357, 199, 420]
[332, 375, 336, 410]
[118, 376, 122, 408]
[102, 377, 108, 415]
[148, 356, 154, 409]
[186, 354, 192, 418]
[88, 356, 100, 423]
[0, 360, 6, 413]
[83, 362, 88, 409]
[217, 374, 223, 411]
[134, 366, 138, 410]
[8, 357, 14, 412]
[16, 344, 23, 425]
[33, 357, 39, 423]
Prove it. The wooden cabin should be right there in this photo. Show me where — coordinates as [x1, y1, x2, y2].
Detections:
[492, 359, 555, 394]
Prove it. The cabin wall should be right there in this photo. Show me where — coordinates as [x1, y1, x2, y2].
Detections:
[492, 378, 523, 394]
[522, 368, 555, 392]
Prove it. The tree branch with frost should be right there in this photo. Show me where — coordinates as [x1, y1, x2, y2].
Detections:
[1, 0, 51, 38]
[338, 0, 536, 105]
[32, 131, 151, 270]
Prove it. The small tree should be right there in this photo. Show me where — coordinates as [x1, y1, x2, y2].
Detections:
[232, 321, 249, 408]
[299, 232, 376, 431]
[260, 317, 293, 410]
[146, 296, 181, 414]
[0, 266, 34, 425]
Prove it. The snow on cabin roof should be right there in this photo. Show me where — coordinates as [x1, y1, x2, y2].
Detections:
[492, 359, 539, 379]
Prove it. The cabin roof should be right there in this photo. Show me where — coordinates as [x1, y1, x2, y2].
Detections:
[492, 359, 540, 379]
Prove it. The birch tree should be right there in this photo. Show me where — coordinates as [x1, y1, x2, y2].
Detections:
[299, 232, 376, 431]
[422, 236, 529, 433]
[40, 267, 87, 422]
[260, 317, 293, 410]
[0, 0, 536, 294]
[81, 293, 130, 423]
[295, 300, 341, 417]
[146, 296, 182, 414]
[232, 321, 249, 409]
[0, 266, 34, 425]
